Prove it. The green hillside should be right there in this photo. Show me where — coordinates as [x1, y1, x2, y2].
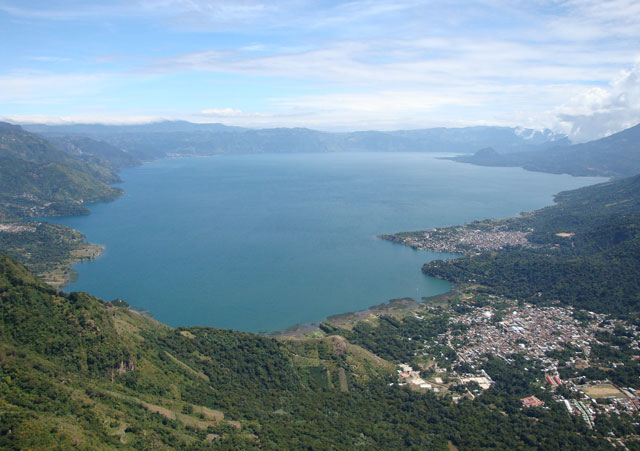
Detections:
[0, 155, 122, 219]
[0, 221, 102, 287]
[0, 122, 122, 183]
[0, 253, 619, 449]
[0, 123, 123, 219]
[1, 120, 638, 448]
[48, 136, 140, 175]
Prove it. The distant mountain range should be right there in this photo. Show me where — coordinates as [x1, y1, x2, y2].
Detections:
[4, 119, 640, 220]
[25, 120, 247, 135]
[11, 120, 570, 218]
[22, 121, 569, 161]
[450, 122, 640, 178]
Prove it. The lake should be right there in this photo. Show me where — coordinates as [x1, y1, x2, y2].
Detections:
[51, 153, 602, 332]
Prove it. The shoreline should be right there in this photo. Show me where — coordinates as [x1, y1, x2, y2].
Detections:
[46, 242, 105, 289]
[0, 219, 107, 290]
[273, 287, 458, 338]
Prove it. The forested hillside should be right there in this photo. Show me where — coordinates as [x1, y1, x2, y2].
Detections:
[0, 122, 122, 184]
[0, 254, 620, 449]
[0, 123, 123, 219]
[48, 136, 140, 177]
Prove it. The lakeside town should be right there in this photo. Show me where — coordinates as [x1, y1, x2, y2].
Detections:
[308, 279, 640, 434]
[383, 294, 640, 441]
[379, 220, 532, 254]
[338, 220, 640, 444]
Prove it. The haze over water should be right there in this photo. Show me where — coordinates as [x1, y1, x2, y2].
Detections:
[52, 153, 602, 332]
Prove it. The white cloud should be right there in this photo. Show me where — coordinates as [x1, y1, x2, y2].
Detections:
[137, 0, 275, 30]
[199, 108, 269, 118]
[551, 0, 640, 40]
[240, 44, 267, 52]
[272, 90, 484, 113]
[554, 62, 640, 142]
[152, 36, 627, 86]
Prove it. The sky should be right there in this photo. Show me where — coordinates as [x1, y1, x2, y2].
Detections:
[1, 0, 639, 142]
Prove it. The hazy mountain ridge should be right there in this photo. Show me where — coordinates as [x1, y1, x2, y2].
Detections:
[450, 122, 640, 177]
[389, 126, 570, 154]
[24, 120, 248, 135]
[22, 121, 568, 161]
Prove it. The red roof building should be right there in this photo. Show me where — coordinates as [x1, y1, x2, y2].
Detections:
[521, 396, 545, 408]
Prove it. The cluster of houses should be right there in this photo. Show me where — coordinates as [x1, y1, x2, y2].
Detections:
[386, 225, 531, 254]
[442, 303, 606, 367]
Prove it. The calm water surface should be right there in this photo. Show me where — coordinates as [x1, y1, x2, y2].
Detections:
[51, 153, 602, 332]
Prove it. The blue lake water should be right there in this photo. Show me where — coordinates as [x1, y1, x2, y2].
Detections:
[50, 153, 602, 332]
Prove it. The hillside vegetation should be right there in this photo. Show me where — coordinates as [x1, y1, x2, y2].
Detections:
[0, 122, 123, 184]
[0, 253, 620, 449]
[48, 135, 140, 177]
[0, 221, 102, 287]
[0, 123, 123, 219]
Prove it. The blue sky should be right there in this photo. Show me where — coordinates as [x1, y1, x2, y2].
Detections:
[1, 0, 639, 141]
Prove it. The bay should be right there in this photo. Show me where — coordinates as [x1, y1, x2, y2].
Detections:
[51, 153, 602, 332]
